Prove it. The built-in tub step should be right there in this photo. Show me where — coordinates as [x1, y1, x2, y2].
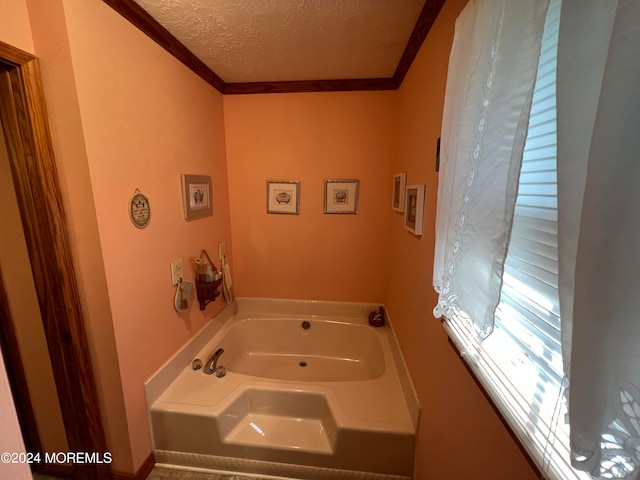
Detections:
[218, 388, 337, 455]
[224, 413, 333, 454]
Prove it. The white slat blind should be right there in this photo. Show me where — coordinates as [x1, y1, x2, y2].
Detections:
[444, 1, 591, 478]
[491, 0, 564, 430]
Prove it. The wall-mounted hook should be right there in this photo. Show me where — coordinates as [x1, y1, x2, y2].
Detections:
[175, 278, 193, 312]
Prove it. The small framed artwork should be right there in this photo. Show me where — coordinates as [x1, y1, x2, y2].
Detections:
[267, 180, 300, 214]
[324, 179, 359, 214]
[392, 173, 407, 212]
[182, 174, 213, 220]
[404, 184, 426, 236]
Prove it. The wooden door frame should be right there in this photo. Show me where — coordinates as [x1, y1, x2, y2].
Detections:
[0, 40, 110, 479]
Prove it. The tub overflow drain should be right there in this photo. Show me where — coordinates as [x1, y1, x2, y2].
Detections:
[299, 361, 308, 367]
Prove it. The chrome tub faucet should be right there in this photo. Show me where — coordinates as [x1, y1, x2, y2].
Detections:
[204, 348, 226, 377]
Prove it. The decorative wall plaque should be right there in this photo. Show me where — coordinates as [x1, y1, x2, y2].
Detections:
[129, 188, 151, 228]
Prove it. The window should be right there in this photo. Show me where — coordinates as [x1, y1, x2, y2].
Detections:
[443, 1, 590, 478]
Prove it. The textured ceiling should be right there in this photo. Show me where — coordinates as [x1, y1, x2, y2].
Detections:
[131, 0, 427, 84]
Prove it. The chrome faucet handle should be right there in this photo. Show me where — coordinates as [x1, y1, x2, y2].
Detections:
[215, 365, 226, 378]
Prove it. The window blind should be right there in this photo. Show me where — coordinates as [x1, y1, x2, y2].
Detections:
[493, 0, 564, 401]
[444, 1, 591, 478]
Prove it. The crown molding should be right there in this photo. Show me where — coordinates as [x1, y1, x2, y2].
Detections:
[223, 78, 398, 95]
[394, 0, 447, 86]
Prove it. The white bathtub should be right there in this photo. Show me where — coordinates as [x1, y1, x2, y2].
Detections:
[146, 298, 420, 480]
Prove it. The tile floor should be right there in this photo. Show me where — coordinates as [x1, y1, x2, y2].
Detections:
[146, 466, 266, 480]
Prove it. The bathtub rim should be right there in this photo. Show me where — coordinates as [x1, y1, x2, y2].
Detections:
[144, 297, 421, 434]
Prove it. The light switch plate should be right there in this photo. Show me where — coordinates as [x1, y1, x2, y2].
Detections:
[171, 259, 183, 286]
[218, 241, 226, 262]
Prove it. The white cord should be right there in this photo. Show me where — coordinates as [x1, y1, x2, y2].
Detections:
[540, 375, 569, 479]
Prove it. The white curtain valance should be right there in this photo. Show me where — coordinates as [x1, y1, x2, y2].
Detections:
[433, 0, 549, 337]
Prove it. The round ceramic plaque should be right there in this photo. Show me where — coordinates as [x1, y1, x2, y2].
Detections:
[129, 189, 151, 229]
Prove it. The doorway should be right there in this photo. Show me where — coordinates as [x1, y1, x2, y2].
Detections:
[0, 122, 70, 477]
[0, 41, 110, 479]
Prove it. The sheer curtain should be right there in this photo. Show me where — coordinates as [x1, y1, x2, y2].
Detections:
[434, 0, 640, 477]
[433, 0, 550, 336]
[557, 0, 640, 477]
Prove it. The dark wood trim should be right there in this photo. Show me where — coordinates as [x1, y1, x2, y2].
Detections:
[0, 40, 110, 479]
[0, 42, 34, 68]
[223, 78, 397, 95]
[393, 0, 447, 87]
[102, 0, 447, 95]
[0, 266, 43, 458]
[445, 330, 542, 477]
[111, 452, 155, 480]
[102, 0, 226, 93]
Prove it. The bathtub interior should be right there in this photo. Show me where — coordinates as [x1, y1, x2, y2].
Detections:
[145, 298, 420, 479]
[221, 317, 386, 381]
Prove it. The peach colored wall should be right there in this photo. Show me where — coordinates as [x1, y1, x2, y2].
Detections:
[0, 0, 33, 52]
[58, 0, 233, 471]
[224, 92, 395, 302]
[386, 0, 539, 479]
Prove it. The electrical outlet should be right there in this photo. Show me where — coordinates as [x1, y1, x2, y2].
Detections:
[170, 259, 183, 286]
[218, 241, 226, 262]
